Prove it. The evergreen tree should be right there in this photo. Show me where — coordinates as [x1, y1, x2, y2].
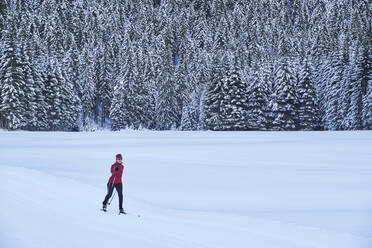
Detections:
[361, 41, 372, 129]
[246, 65, 268, 130]
[203, 54, 225, 131]
[358, 41, 372, 130]
[272, 58, 298, 131]
[296, 58, 318, 130]
[260, 62, 276, 130]
[109, 80, 127, 131]
[28, 37, 48, 130]
[42, 59, 63, 131]
[181, 88, 201, 131]
[126, 66, 151, 129]
[219, 58, 248, 131]
[0, 40, 27, 130]
[59, 64, 80, 131]
[180, 104, 193, 131]
[19, 43, 38, 130]
[81, 48, 97, 130]
[0, 0, 369, 131]
[154, 34, 178, 130]
[99, 45, 115, 128]
[155, 74, 178, 130]
[363, 83, 372, 129]
[323, 50, 344, 130]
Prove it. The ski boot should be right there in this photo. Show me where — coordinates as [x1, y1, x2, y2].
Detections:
[102, 204, 107, 212]
[119, 208, 126, 215]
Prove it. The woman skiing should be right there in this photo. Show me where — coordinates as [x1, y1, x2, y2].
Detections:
[102, 154, 126, 214]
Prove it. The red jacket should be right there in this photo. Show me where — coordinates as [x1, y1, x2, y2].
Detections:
[108, 162, 124, 184]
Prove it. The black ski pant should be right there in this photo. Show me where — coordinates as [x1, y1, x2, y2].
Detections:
[103, 183, 123, 210]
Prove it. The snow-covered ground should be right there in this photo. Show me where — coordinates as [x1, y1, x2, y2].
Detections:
[0, 131, 371, 248]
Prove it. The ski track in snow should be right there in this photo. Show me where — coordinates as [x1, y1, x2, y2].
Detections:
[0, 131, 372, 248]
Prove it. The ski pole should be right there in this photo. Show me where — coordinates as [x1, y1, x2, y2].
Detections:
[108, 173, 117, 205]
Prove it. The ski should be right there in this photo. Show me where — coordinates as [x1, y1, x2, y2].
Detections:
[101, 208, 140, 218]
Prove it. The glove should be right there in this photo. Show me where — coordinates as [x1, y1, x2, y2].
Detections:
[115, 167, 119, 171]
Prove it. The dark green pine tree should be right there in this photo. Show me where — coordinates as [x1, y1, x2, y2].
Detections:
[296, 58, 318, 130]
[272, 58, 298, 131]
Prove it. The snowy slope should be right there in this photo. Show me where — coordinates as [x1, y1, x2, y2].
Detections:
[0, 131, 371, 248]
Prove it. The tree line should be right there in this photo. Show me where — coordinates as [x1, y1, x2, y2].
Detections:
[0, 0, 371, 131]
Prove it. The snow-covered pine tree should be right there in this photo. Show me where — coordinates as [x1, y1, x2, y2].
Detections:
[180, 104, 192, 131]
[310, 49, 327, 131]
[260, 62, 275, 130]
[0, 41, 3, 128]
[272, 58, 298, 131]
[67, 40, 83, 102]
[360, 41, 372, 129]
[140, 48, 157, 130]
[42, 58, 63, 131]
[296, 58, 318, 130]
[109, 79, 127, 131]
[99, 45, 115, 128]
[24, 37, 48, 131]
[363, 82, 372, 130]
[219, 56, 248, 131]
[81, 48, 97, 130]
[180, 88, 201, 131]
[19, 42, 38, 130]
[126, 51, 152, 129]
[343, 43, 364, 130]
[59, 62, 80, 131]
[246, 65, 268, 130]
[155, 74, 178, 130]
[174, 63, 189, 128]
[338, 38, 355, 130]
[0, 39, 28, 130]
[203, 53, 225, 131]
[323, 50, 344, 130]
[154, 34, 178, 130]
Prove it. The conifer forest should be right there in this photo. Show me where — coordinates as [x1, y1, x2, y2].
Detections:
[0, 0, 371, 131]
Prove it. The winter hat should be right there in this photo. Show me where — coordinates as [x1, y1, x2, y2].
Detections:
[116, 154, 123, 160]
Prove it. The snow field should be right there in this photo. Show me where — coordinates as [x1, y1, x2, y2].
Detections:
[0, 131, 371, 248]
